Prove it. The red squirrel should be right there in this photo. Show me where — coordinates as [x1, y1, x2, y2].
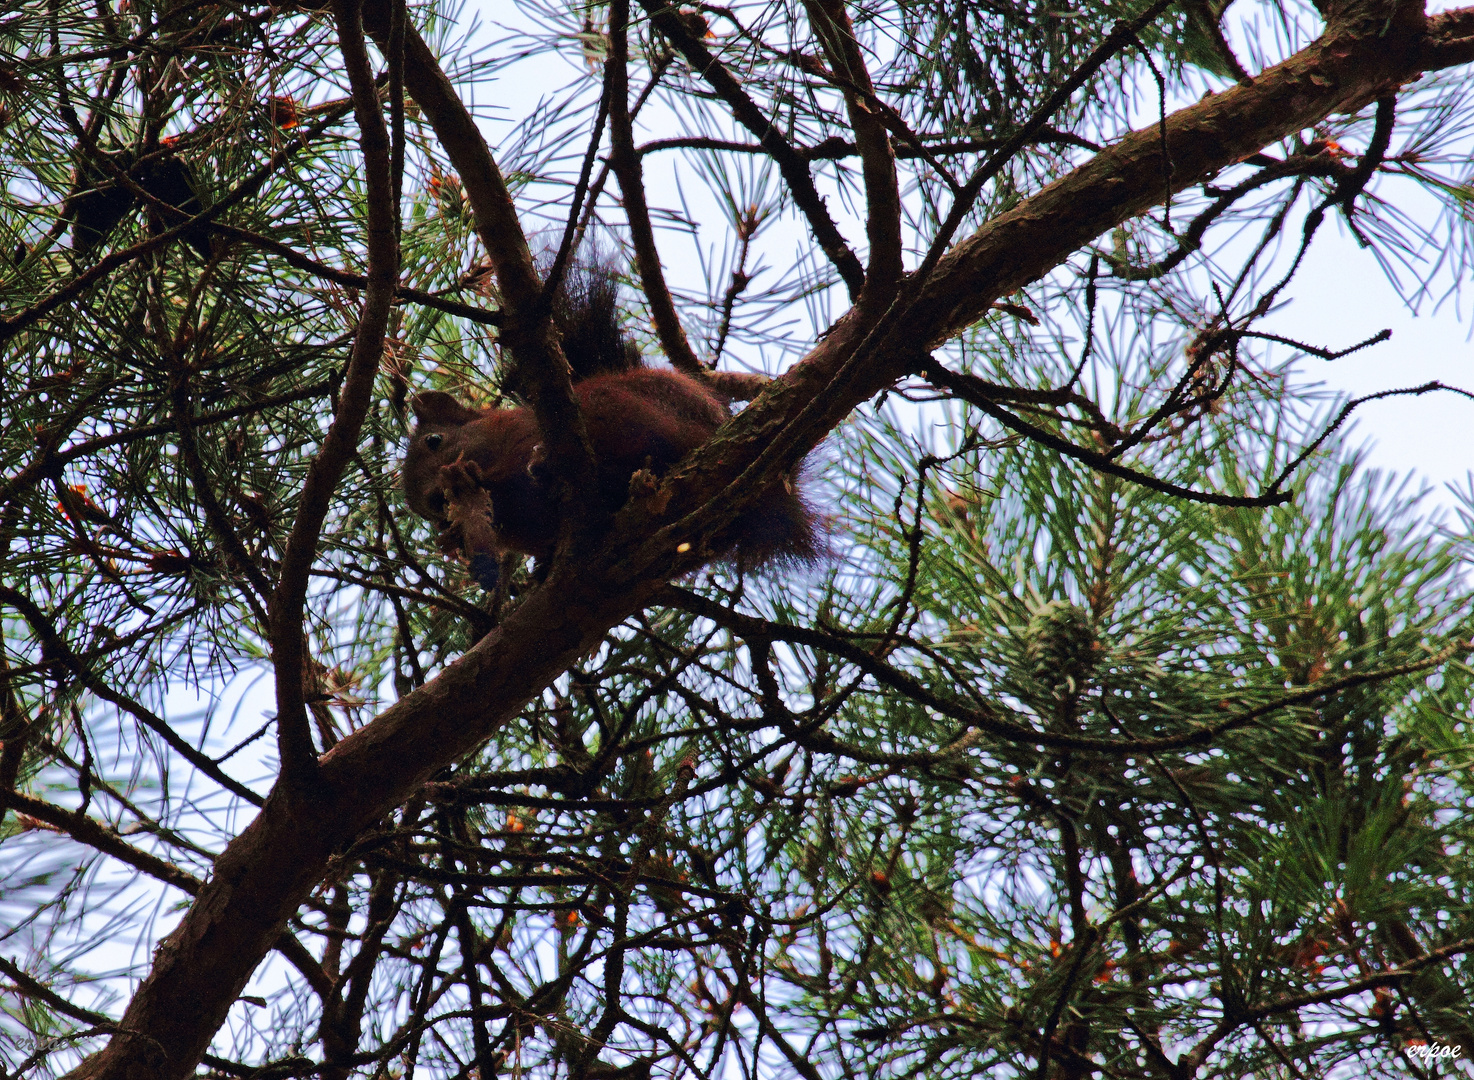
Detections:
[402, 263, 817, 588]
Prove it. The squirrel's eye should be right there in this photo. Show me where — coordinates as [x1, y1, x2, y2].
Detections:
[424, 433, 444, 451]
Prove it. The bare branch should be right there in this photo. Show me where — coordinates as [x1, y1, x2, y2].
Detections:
[638, 129, 1105, 159]
[1109, 150, 1346, 281]
[543, 77, 611, 308]
[801, 0, 902, 299]
[1270, 379, 1474, 490]
[608, 0, 704, 375]
[920, 359, 1291, 507]
[636, 0, 866, 299]
[1338, 92, 1396, 217]
[0, 788, 203, 895]
[268, 0, 401, 790]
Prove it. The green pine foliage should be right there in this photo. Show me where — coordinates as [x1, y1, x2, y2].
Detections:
[772, 412, 1474, 1076]
[0, 0, 1470, 1076]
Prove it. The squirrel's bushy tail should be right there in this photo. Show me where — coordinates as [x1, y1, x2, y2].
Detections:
[502, 251, 641, 395]
[732, 473, 825, 571]
[553, 259, 643, 381]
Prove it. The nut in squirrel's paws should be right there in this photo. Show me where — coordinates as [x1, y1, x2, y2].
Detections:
[628, 468, 672, 514]
[437, 456, 497, 564]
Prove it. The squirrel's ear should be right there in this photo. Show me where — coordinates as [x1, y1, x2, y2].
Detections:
[411, 391, 478, 427]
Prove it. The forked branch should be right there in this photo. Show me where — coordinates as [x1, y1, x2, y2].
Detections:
[637, 0, 866, 298]
[801, 0, 902, 299]
[607, 0, 704, 375]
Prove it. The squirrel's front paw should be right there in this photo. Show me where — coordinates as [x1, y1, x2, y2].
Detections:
[439, 455, 485, 499]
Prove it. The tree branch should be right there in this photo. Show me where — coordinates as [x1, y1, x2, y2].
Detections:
[268, 0, 400, 791]
[1421, 5, 1474, 66]
[1182, 935, 1474, 1072]
[920, 359, 1292, 507]
[0, 583, 265, 807]
[607, 0, 704, 375]
[801, 0, 902, 301]
[212, 222, 504, 326]
[660, 585, 1463, 755]
[0, 381, 333, 518]
[0, 788, 203, 895]
[638, 129, 1105, 159]
[636, 0, 866, 299]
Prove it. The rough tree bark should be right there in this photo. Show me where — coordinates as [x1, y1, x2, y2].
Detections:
[63, 0, 1474, 1076]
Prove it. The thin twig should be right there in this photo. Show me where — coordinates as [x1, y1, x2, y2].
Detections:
[210, 223, 504, 327]
[921, 359, 1290, 507]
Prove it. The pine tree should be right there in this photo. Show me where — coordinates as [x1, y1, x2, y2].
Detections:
[0, 0, 1471, 1076]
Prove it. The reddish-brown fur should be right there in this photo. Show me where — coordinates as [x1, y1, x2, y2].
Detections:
[402, 369, 816, 571]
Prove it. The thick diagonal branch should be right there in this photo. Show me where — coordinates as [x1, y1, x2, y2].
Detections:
[631, 0, 1434, 561]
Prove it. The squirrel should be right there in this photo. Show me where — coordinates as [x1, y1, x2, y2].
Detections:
[401, 260, 818, 589]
